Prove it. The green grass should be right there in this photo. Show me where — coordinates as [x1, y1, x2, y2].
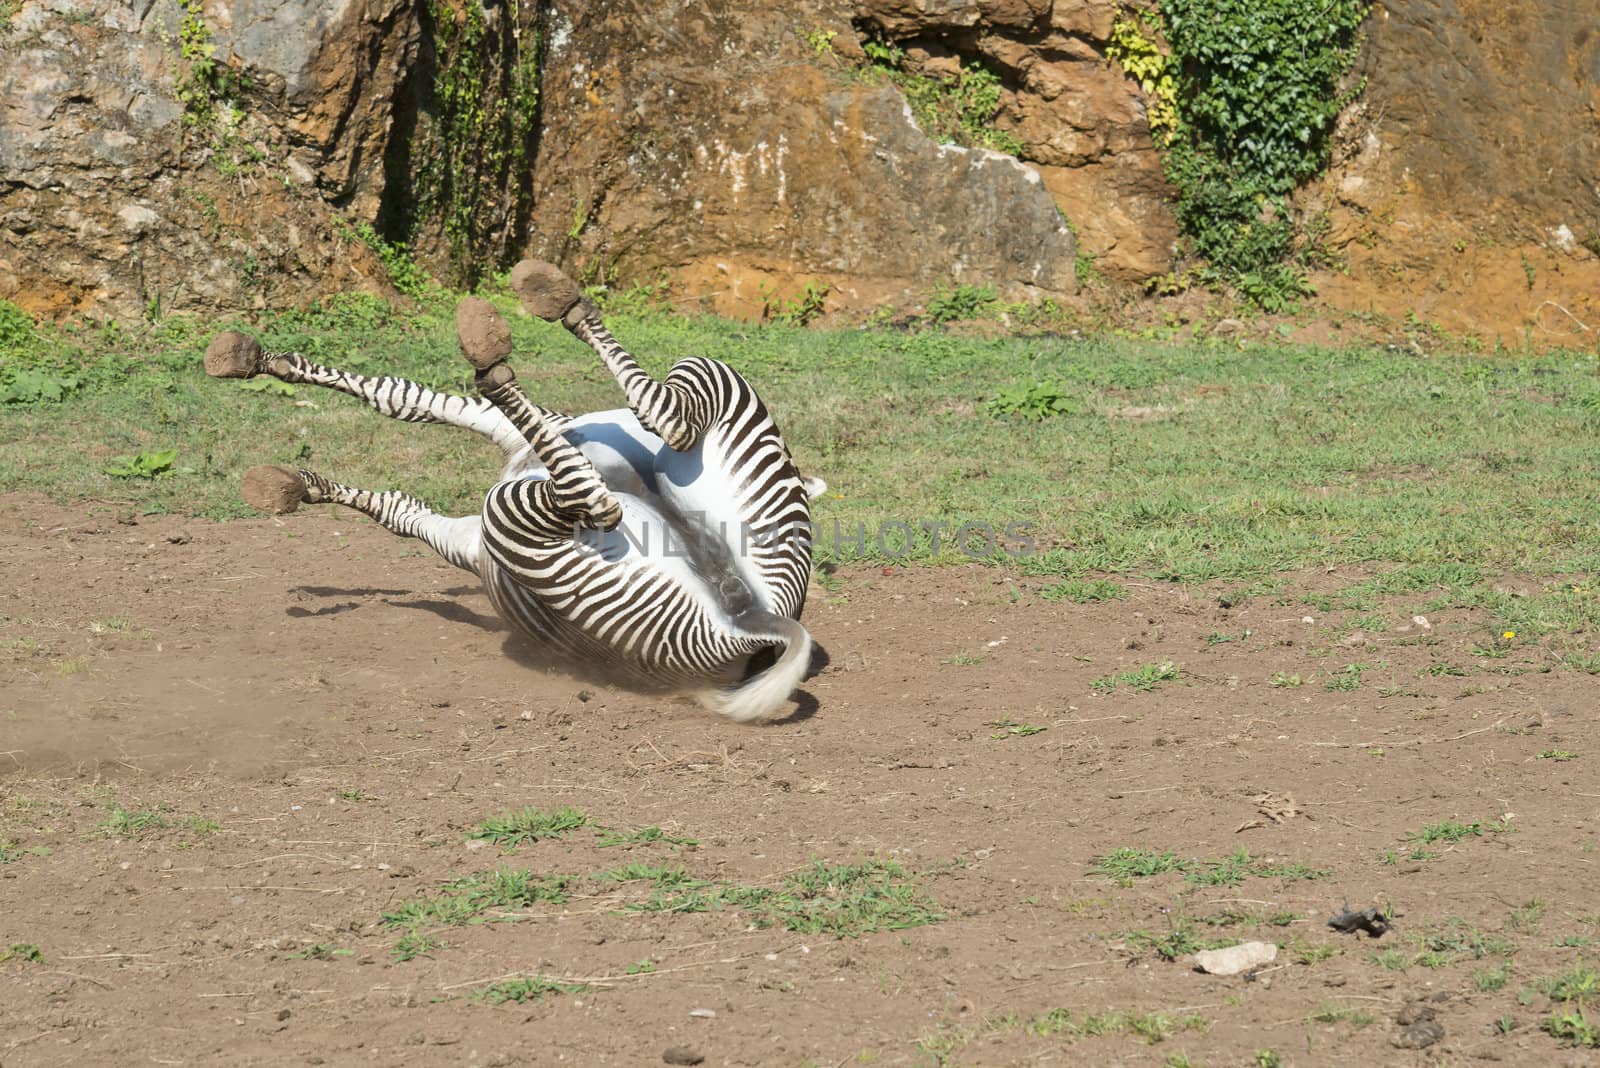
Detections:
[1090, 845, 1326, 887]
[96, 802, 219, 841]
[469, 806, 588, 847]
[916, 1005, 1208, 1064]
[1039, 577, 1126, 603]
[0, 942, 44, 964]
[380, 854, 949, 962]
[6, 295, 1600, 608]
[474, 973, 592, 1004]
[623, 857, 944, 938]
[1091, 660, 1180, 694]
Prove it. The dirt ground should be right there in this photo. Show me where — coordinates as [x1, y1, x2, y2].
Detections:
[2, 492, 1597, 1067]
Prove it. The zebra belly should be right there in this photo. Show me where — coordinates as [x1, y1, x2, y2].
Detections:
[482, 493, 771, 683]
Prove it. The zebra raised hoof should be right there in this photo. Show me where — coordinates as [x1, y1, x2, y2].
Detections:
[210, 262, 821, 722]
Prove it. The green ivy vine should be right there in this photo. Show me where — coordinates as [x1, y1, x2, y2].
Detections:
[1109, 0, 1371, 308]
[413, 0, 544, 286]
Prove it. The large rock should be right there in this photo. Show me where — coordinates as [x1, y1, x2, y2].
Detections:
[0, 0, 413, 319]
[522, 0, 1078, 316]
[850, 0, 1175, 281]
[1309, 0, 1600, 340]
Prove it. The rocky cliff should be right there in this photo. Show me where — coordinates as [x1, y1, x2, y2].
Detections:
[1, 0, 1597, 342]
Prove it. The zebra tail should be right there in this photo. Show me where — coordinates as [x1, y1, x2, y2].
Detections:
[699, 612, 813, 723]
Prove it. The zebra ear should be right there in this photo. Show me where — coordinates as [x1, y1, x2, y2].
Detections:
[510, 259, 583, 322]
[802, 476, 828, 500]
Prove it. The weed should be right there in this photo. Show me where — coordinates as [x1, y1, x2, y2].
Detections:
[1325, 662, 1368, 691]
[0, 943, 44, 964]
[1538, 961, 1600, 1002]
[474, 973, 591, 1004]
[943, 649, 984, 665]
[1544, 1007, 1600, 1047]
[928, 284, 1000, 324]
[1510, 900, 1546, 933]
[1269, 671, 1303, 688]
[1091, 661, 1180, 694]
[984, 380, 1077, 422]
[594, 825, 699, 849]
[1539, 749, 1579, 761]
[1090, 846, 1188, 881]
[287, 943, 354, 961]
[1040, 578, 1125, 603]
[988, 718, 1046, 739]
[858, 44, 1022, 155]
[1307, 1001, 1374, 1028]
[1368, 948, 1408, 971]
[622, 857, 945, 938]
[1474, 960, 1514, 992]
[103, 448, 178, 480]
[470, 806, 588, 847]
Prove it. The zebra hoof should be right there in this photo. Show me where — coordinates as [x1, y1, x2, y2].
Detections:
[455, 297, 513, 370]
[509, 259, 582, 322]
[242, 465, 307, 515]
[204, 331, 263, 378]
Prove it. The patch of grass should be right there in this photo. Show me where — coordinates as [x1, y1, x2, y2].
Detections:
[986, 380, 1075, 420]
[0, 943, 44, 963]
[98, 802, 216, 840]
[287, 943, 354, 961]
[1122, 917, 1229, 961]
[1307, 1001, 1374, 1029]
[1510, 900, 1546, 933]
[1368, 948, 1409, 971]
[1090, 846, 1188, 881]
[381, 865, 574, 958]
[988, 717, 1047, 739]
[943, 649, 984, 665]
[1474, 959, 1514, 992]
[1539, 749, 1579, 761]
[1091, 660, 1180, 694]
[593, 825, 699, 849]
[1408, 818, 1487, 846]
[474, 973, 592, 1004]
[1039, 577, 1126, 603]
[103, 447, 179, 480]
[1324, 662, 1369, 691]
[470, 806, 588, 847]
[1413, 920, 1516, 967]
[625, 858, 944, 938]
[1091, 845, 1325, 888]
[1269, 671, 1303, 688]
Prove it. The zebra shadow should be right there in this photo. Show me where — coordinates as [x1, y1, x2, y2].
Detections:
[286, 583, 826, 723]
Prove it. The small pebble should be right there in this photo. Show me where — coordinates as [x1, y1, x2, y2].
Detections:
[688, 1008, 716, 1018]
[663, 1048, 704, 1066]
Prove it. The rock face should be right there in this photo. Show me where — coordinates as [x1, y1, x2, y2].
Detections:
[1309, 0, 1600, 340]
[0, 0, 414, 318]
[2, 0, 1597, 338]
[0, 0, 1081, 322]
[850, 0, 1178, 282]
[526, 0, 1078, 317]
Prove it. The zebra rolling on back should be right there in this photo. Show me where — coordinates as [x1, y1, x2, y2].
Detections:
[208, 260, 821, 721]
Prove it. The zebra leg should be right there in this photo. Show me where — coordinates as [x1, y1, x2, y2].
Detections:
[241, 465, 485, 572]
[508, 261, 707, 451]
[203, 330, 556, 460]
[455, 298, 623, 534]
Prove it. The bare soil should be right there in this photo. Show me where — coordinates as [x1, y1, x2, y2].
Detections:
[2, 493, 1597, 1067]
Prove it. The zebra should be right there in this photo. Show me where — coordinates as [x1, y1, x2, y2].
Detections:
[206, 259, 822, 721]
